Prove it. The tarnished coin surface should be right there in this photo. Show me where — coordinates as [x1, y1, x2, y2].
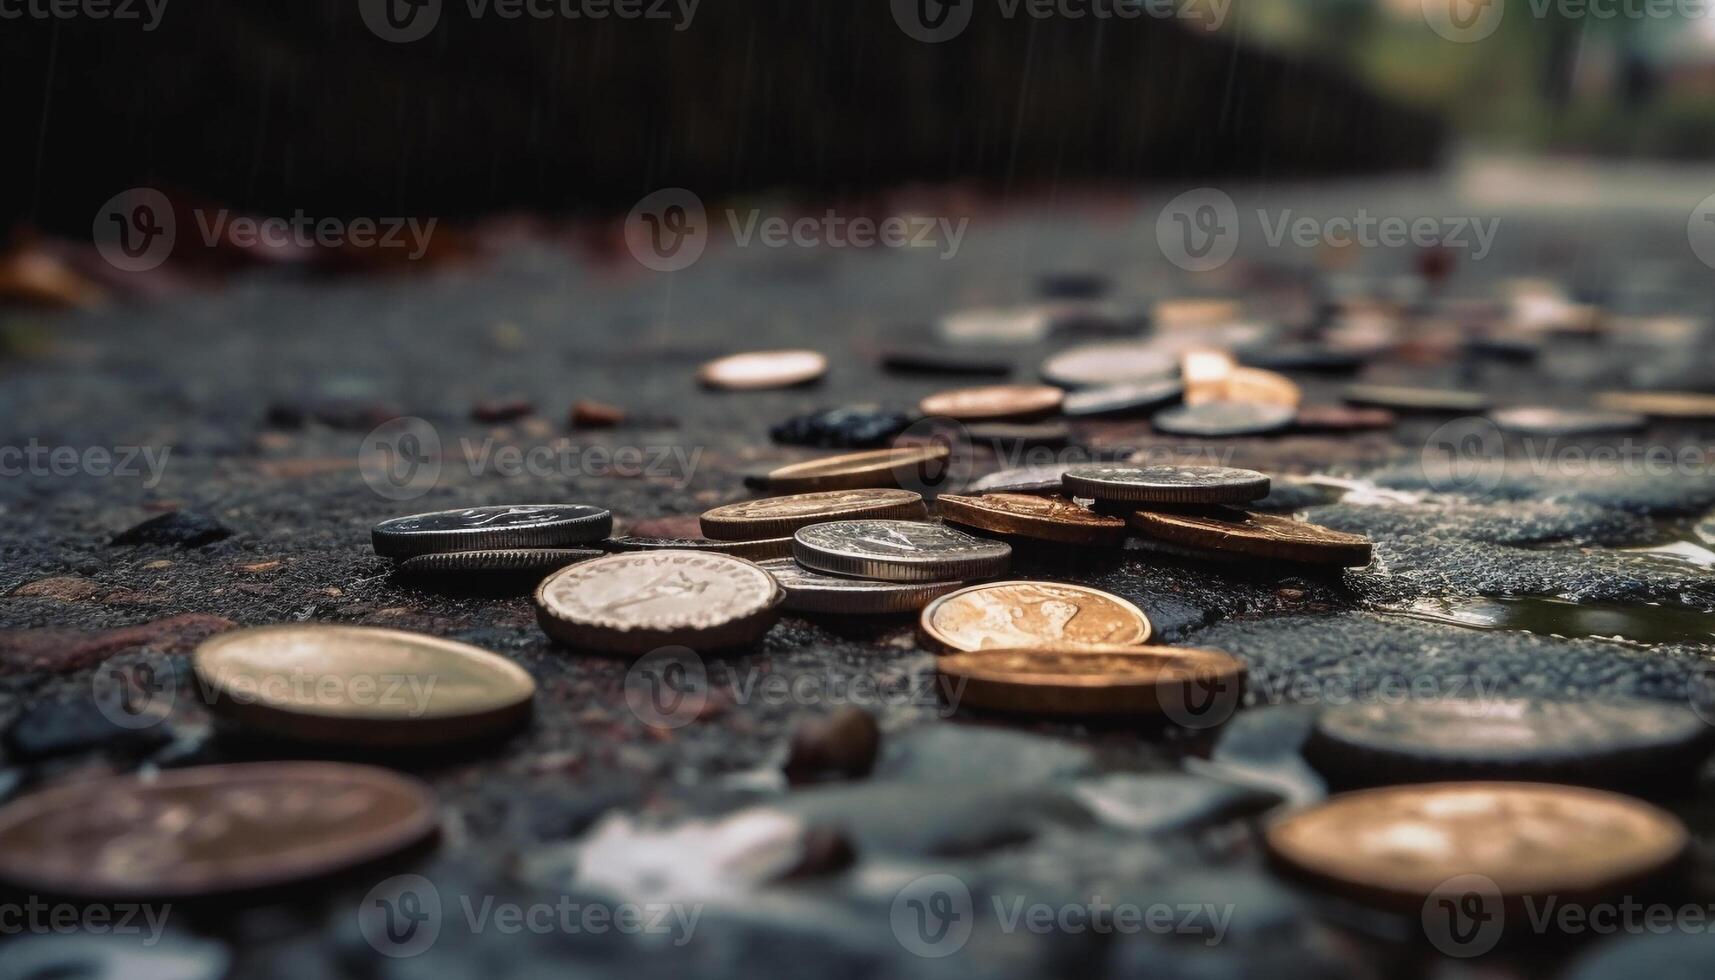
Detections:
[1490, 406, 1647, 436]
[701, 489, 926, 540]
[1151, 402, 1295, 437]
[372, 504, 612, 558]
[758, 558, 964, 614]
[918, 384, 1065, 422]
[1595, 390, 1715, 419]
[937, 493, 1126, 547]
[937, 645, 1246, 717]
[1062, 465, 1270, 505]
[0, 762, 438, 900]
[698, 349, 828, 390]
[536, 551, 782, 653]
[398, 548, 604, 576]
[793, 520, 1011, 582]
[603, 536, 793, 561]
[1342, 384, 1489, 413]
[919, 581, 1152, 652]
[765, 446, 952, 493]
[1062, 379, 1185, 418]
[194, 625, 535, 748]
[1128, 510, 1372, 566]
[1266, 783, 1689, 909]
[1040, 343, 1177, 389]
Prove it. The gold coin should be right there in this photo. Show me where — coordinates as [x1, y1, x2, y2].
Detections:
[697, 349, 827, 390]
[1266, 783, 1689, 910]
[764, 446, 951, 493]
[936, 493, 1126, 547]
[937, 645, 1245, 717]
[919, 581, 1152, 652]
[919, 384, 1065, 422]
[1128, 509, 1372, 567]
[701, 489, 927, 540]
[1596, 390, 1715, 419]
[536, 550, 782, 654]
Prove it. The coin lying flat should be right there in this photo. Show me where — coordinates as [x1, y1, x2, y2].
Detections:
[1489, 406, 1647, 436]
[698, 349, 828, 390]
[919, 581, 1152, 652]
[701, 489, 927, 541]
[1151, 402, 1295, 437]
[937, 646, 1246, 717]
[918, 384, 1065, 422]
[398, 548, 604, 576]
[1128, 510, 1372, 566]
[1342, 383, 1489, 413]
[1293, 404, 1397, 432]
[793, 520, 1011, 583]
[536, 551, 782, 654]
[602, 535, 794, 561]
[372, 504, 612, 558]
[1153, 298, 1242, 330]
[1062, 465, 1270, 506]
[764, 446, 951, 493]
[757, 558, 964, 614]
[937, 493, 1126, 547]
[1265, 783, 1689, 910]
[1062, 379, 1185, 418]
[1040, 343, 1177, 389]
[1303, 698, 1715, 791]
[193, 625, 536, 748]
[0, 762, 438, 900]
[1595, 391, 1715, 419]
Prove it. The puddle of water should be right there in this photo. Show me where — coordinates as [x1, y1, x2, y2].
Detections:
[1393, 596, 1715, 646]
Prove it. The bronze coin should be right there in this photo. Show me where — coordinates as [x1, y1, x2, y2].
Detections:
[700, 489, 927, 541]
[764, 446, 952, 493]
[1128, 509, 1372, 567]
[1293, 404, 1397, 432]
[919, 384, 1065, 423]
[920, 581, 1152, 652]
[0, 762, 438, 900]
[697, 349, 828, 390]
[1595, 391, 1715, 420]
[536, 550, 783, 654]
[937, 493, 1126, 547]
[937, 645, 1246, 717]
[1266, 783, 1689, 911]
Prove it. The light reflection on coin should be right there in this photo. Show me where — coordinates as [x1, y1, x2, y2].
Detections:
[1040, 343, 1177, 389]
[919, 581, 1152, 652]
[918, 384, 1065, 423]
[536, 551, 782, 654]
[765, 446, 952, 493]
[698, 350, 828, 390]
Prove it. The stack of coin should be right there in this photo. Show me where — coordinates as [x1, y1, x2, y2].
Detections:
[737, 519, 1007, 615]
[372, 504, 611, 576]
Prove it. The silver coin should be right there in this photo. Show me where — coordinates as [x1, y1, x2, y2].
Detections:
[1063, 465, 1270, 505]
[1062, 379, 1185, 418]
[1151, 402, 1295, 438]
[398, 548, 605, 575]
[1040, 342, 1178, 389]
[1489, 407, 1647, 436]
[603, 536, 794, 561]
[792, 520, 1011, 582]
[373, 505, 612, 558]
[757, 559, 964, 614]
[963, 464, 1073, 496]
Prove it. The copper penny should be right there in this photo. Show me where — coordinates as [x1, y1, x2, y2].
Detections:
[937, 493, 1126, 547]
[701, 489, 927, 541]
[536, 550, 782, 654]
[1595, 391, 1715, 420]
[1294, 404, 1397, 432]
[937, 645, 1246, 717]
[920, 581, 1152, 652]
[1128, 509, 1372, 567]
[0, 762, 438, 900]
[764, 446, 952, 493]
[697, 349, 828, 390]
[1266, 783, 1688, 910]
[919, 384, 1065, 423]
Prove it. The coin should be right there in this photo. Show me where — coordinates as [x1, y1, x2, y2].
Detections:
[919, 384, 1064, 423]
[919, 581, 1152, 652]
[966, 422, 1072, 450]
[1237, 344, 1364, 374]
[757, 558, 964, 614]
[702, 489, 926, 540]
[1293, 404, 1397, 432]
[1128, 509, 1372, 566]
[602, 535, 794, 561]
[1303, 698, 1715, 791]
[535, 551, 782, 654]
[793, 520, 1011, 582]
[937, 307, 1053, 346]
[937, 493, 1127, 547]
[398, 548, 604, 576]
[1265, 783, 1688, 910]
[880, 349, 1013, 377]
[1220, 366, 1302, 407]
[1342, 383, 1489, 413]
[1489, 407, 1647, 436]
[937, 645, 1246, 717]
[697, 349, 828, 390]
[963, 464, 1072, 496]
[372, 504, 612, 559]
[1062, 465, 1270, 505]
[1040, 343, 1177, 389]
[1153, 298, 1241, 330]
[1151, 402, 1295, 437]
[0, 762, 437, 900]
[1062, 379, 1185, 418]
[1595, 391, 1715, 419]
[193, 625, 535, 748]
[764, 445, 951, 493]
[1180, 348, 1236, 405]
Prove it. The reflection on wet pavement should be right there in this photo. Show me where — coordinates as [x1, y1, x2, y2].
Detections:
[1393, 596, 1715, 646]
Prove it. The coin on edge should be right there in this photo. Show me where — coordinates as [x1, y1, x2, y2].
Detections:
[602, 536, 794, 561]
[398, 548, 605, 576]
[1128, 509, 1372, 567]
[1062, 464, 1270, 506]
[793, 520, 1011, 582]
[918, 384, 1065, 422]
[698, 349, 828, 390]
[919, 581, 1152, 652]
[764, 445, 952, 493]
[937, 493, 1127, 547]
[758, 558, 964, 615]
[700, 489, 927, 541]
[1151, 402, 1295, 438]
[937, 646, 1246, 717]
[0, 762, 438, 900]
[536, 551, 782, 654]
[1265, 782, 1689, 911]
[372, 504, 612, 558]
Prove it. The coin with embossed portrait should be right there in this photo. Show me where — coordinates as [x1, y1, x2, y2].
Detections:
[701, 489, 927, 541]
[792, 520, 1011, 582]
[919, 581, 1152, 652]
[372, 504, 612, 558]
[536, 551, 783, 654]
